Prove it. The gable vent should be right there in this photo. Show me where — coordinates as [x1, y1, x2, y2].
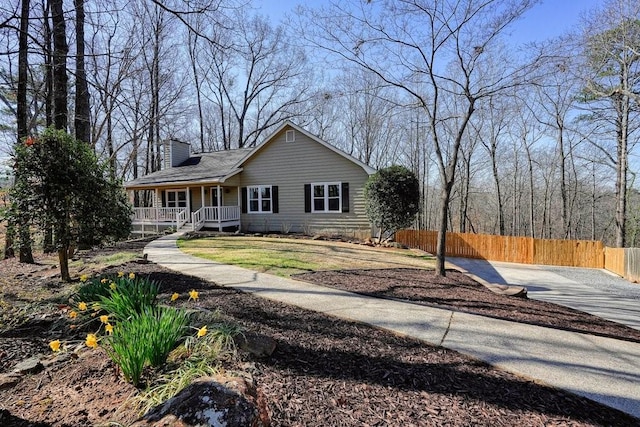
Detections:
[285, 129, 296, 142]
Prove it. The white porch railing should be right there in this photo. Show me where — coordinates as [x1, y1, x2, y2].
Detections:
[203, 206, 241, 222]
[132, 206, 240, 230]
[192, 208, 205, 231]
[132, 207, 187, 223]
[177, 209, 188, 229]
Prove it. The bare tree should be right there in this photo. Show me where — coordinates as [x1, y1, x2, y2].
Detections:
[299, 0, 538, 275]
[579, 0, 640, 247]
[204, 12, 310, 148]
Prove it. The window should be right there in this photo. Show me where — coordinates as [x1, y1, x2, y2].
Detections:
[312, 183, 341, 212]
[248, 185, 272, 213]
[285, 129, 295, 142]
[166, 190, 187, 208]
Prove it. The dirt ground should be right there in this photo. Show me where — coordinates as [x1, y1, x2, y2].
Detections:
[0, 239, 639, 426]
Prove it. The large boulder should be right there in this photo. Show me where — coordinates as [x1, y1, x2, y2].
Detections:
[132, 374, 269, 427]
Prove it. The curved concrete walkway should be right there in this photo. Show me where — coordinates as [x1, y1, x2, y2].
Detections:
[144, 234, 640, 420]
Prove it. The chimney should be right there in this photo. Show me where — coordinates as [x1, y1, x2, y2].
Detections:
[162, 139, 191, 169]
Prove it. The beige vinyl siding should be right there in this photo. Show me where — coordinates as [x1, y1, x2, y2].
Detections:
[239, 127, 372, 236]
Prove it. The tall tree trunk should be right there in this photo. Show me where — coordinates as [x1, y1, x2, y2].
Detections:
[58, 248, 71, 282]
[51, 0, 68, 130]
[41, 1, 54, 253]
[43, 0, 53, 127]
[14, 0, 34, 264]
[615, 92, 629, 247]
[524, 139, 535, 238]
[435, 179, 455, 276]
[188, 31, 205, 152]
[74, 0, 91, 144]
[490, 148, 505, 235]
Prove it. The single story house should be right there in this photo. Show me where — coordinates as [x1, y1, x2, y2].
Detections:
[124, 121, 376, 237]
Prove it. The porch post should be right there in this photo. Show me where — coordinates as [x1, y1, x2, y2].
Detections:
[237, 186, 241, 230]
[186, 187, 190, 215]
[201, 186, 205, 208]
[217, 184, 222, 229]
[154, 188, 160, 233]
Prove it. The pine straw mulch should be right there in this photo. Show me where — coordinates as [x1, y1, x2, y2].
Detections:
[0, 242, 639, 426]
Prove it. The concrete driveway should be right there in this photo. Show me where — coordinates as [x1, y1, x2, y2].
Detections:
[447, 257, 640, 331]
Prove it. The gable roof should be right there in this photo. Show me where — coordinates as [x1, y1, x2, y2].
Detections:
[124, 148, 252, 189]
[233, 121, 376, 175]
[124, 121, 376, 189]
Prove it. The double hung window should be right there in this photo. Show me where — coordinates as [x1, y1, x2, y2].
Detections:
[166, 190, 187, 208]
[312, 183, 341, 213]
[248, 185, 272, 213]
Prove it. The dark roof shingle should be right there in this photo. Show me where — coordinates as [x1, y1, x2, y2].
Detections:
[125, 148, 252, 188]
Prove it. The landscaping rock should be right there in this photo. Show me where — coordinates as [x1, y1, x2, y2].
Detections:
[235, 332, 277, 358]
[132, 374, 270, 427]
[484, 283, 528, 298]
[0, 372, 22, 390]
[11, 356, 43, 375]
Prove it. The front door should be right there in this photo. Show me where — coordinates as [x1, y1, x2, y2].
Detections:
[211, 187, 223, 206]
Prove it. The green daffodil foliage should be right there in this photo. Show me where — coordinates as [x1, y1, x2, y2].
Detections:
[9, 128, 132, 281]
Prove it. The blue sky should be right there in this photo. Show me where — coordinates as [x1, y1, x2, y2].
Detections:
[257, 0, 605, 45]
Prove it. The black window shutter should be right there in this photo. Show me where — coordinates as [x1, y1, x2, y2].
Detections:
[341, 182, 349, 212]
[304, 184, 311, 213]
[161, 190, 166, 207]
[272, 186, 279, 213]
[241, 187, 247, 213]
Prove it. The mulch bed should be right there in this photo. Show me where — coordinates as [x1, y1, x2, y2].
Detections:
[294, 268, 640, 343]
[1, 242, 639, 426]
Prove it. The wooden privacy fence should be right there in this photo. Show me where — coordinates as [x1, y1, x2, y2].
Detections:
[396, 230, 605, 269]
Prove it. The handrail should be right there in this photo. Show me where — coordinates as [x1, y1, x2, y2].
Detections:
[192, 207, 205, 231]
[177, 209, 188, 230]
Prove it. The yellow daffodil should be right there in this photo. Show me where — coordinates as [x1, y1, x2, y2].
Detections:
[109, 282, 117, 291]
[100, 278, 108, 284]
[85, 333, 98, 348]
[129, 272, 135, 279]
[188, 289, 199, 301]
[105, 323, 113, 335]
[80, 274, 89, 282]
[117, 271, 124, 278]
[49, 340, 61, 352]
[78, 302, 88, 311]
[99, 315, 109, 324]
[69, 310, 78, 319]
[171, 292, 180, 302]
[197, 325, 207, 337]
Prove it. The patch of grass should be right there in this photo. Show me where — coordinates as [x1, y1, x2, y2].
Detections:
[187, 248, 319, 276]
[178, 236, 435, 276]
[92, 252, 139, 265]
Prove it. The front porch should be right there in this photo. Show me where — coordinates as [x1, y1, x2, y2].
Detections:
[131, 205, 241, 234]
[128, 184, 242, 235]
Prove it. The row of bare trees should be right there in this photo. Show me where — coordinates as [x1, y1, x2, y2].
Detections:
[1, 0, 639, 271]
